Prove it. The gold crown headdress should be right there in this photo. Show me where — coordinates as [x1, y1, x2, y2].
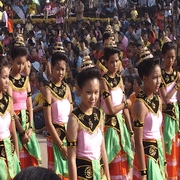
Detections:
[14, 28, 26, 47]
[163, 31, 171, 43]
[80, 56, 94, 71]
[104, 18, 114, 34]
[108, 39, 117, 48]
[139, 37, 153, 63]
[53, 42, 65, 53]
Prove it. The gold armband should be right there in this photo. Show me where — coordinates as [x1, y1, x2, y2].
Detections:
[67, 138, 77, 148]
[134, 115, 144, 128]
[43, 99, 51, 107]
[102, 90, 110, 100]
[124, 101, 128, 108]
[27, 92, 32, 97]
[174, 84, 180, 90]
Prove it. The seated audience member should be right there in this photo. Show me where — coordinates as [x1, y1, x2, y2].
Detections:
[33, 75, 47, 134]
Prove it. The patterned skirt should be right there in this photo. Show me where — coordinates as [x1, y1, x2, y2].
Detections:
[47, 122, 69, 179]
[0, 136, 20, 179]
[163, 102, 180, 179]
[104, 113, 134, 180]
[15, 109, 42, 169]
[133, 139, 165, 180]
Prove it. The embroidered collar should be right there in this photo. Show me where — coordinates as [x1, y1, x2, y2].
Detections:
[97, 56, 107, 73]
[136, 91, 160, 114]
[46, 81, 67, 100]
[0, 93, 10, 115]
[161, 69, 178, 86]
[72, 107, 101, 134]
[102, 73, 121, 89]
[9, 75, 28, 91]
[99, 56, 106, 66]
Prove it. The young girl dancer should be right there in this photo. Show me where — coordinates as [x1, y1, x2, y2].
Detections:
[8, 44, 41, 169]
[159, 42, 180, 179]
[101, 47, 134, 180]
[67, 66, 110, 180]
[43, 52, 72, 179]
[133, 56, 167, 180]
[0, 57, 20, 179]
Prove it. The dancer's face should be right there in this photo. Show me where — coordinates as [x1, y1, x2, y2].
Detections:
[163, 49, 176, 69]
[52, 60, 66, 83]
[0, 66, 10, 92]
[79, 78, 100, 109]
[143, 65, 161, 93]
[11, 56, 26, 74]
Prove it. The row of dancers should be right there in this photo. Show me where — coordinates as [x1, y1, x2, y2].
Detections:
[0, 37, 180, 180]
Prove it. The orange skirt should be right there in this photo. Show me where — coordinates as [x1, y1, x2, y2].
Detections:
[166, 134, 179, 180]
[47, 136, 69, 180]
[109, 149, 130, 180]
[133, 153, 148, 180]
[19, 146, 38, 169]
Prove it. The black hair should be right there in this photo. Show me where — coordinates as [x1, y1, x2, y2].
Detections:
[50, 37, 56, 45]
[51, 52, 68, 67]
[162, 42, 176, 55]
[28, 39, 35, 46]
[66, 41, 73, 48]
[90, 29, 96, 37]
[102, 32, 111, 42]
[72, 47, 80, 57]
[155, 39, 161, 47]
[125, 75, 134, 98]
[77, 67, 101, 89]
[104, 47, 120, 61]
[29, 30, 34, 37]
[129, 24, 135, 29]
[0, 56, 9, 73]
[89, 42, 96, 51]
[138, 57, 160, 80]
[14, 166, 61, 180]
[11, 46, 28, 60]
[166, 25, 172, 33]
[137, 43, 142, 48]
[134, 75, 143, 86]
[71, 68, 78, 79]
[36, 74, 48, 86]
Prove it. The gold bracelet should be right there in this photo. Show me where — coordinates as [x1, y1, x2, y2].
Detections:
[140, 169, 147, 176]
[129, 131, 134, 137]
[124, 101, 128, 108]
[59, 143, 65, 150]
[11, 115, 15, 121]
[174, 84, 180, 90]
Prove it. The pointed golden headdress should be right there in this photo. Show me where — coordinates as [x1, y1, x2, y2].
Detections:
[80, 56, 94, 71]
[139, 37, 153, 63]
[53, 42, 65, 53]
[163, 31, 171, 43]
[14, 28, 26, 47]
